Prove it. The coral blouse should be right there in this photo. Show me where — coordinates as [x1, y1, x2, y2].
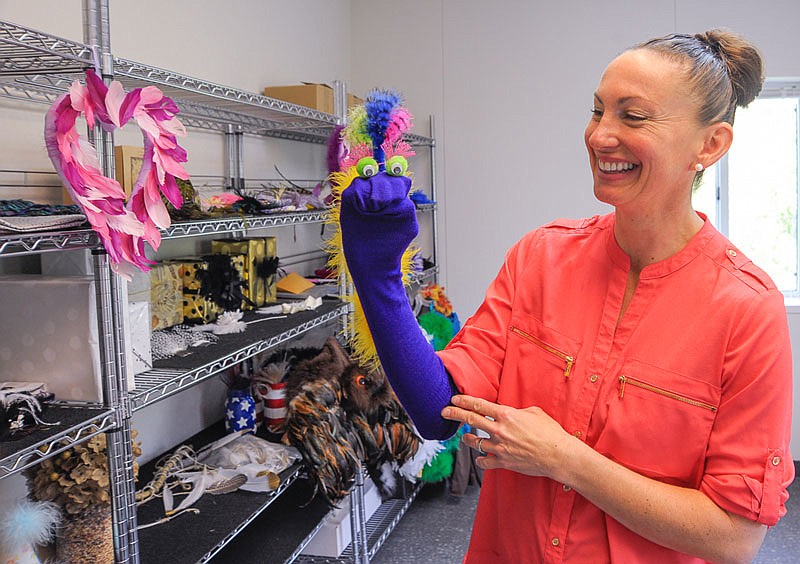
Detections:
[438, 213, 794, 563]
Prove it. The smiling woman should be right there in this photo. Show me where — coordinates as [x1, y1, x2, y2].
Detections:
[339, 28, 794, 564]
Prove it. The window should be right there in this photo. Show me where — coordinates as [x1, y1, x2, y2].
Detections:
[694, 79, 800, 298]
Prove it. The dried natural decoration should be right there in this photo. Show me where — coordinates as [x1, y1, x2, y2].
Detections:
[25, 431, 142, 515]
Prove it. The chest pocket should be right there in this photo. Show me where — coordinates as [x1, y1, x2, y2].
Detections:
[594, 359, 720, 487]
[501, 315, 580, 416]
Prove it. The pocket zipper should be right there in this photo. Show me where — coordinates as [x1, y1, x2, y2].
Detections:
[618, 375, 717, 412]
[510, 326, 575, 378]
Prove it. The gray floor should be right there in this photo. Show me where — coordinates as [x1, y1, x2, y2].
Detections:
[372, 463, 800, 563]
[371, 482, 478, 564]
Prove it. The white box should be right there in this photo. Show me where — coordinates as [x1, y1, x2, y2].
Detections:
[40, 248, 94, 276]
[42, 249, 149, 379]
[0, 275, 135, 401]
[128, 301, 152, 375]
[302, 476, 382, 557]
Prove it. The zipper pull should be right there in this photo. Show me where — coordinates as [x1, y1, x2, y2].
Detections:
[618, 375, 626, 398]
[564, 356, 575, 378]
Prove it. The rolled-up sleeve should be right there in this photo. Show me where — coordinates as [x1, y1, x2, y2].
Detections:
[700, 288, 794, 526]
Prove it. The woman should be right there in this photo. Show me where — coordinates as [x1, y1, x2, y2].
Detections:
[339, 30, 793, 563]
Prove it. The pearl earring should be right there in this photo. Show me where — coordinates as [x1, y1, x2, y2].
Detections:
[695, 163, 704, 172]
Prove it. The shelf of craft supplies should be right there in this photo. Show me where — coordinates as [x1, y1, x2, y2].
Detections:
[130, 300, 348, 412]
[0, 209, 331, 257]
[136, 460, 325, 564]
[216, 474, 422, 564]
[0, 19, 435, 148]
[134, 420, 421, 564]
[0, 403, 116, 479]
[0, 207, 436, 261]
[0, 19, 95, 76]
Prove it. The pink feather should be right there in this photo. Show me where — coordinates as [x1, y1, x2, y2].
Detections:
[44, 69, 189, 277]
[385, 107, 413, 144]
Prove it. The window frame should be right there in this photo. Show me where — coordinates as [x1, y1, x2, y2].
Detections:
[712, 77, 800, 301]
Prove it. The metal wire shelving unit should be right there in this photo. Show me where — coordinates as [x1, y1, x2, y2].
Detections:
[0, 9, 441, 563]
[129, 303, 347, 412]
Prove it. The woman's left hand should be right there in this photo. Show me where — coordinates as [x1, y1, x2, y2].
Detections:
[441, 394, 576, 482]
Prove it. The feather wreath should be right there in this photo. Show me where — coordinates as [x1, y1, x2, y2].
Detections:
[324, 90, 417, 368]
[44, 69, 189, 279]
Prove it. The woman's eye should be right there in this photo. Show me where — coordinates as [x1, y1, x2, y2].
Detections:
[386, 155, 408, 177]
[624, 113, 647, 122]
[356, 157, 379, 178]
[590, 108, 603, 119]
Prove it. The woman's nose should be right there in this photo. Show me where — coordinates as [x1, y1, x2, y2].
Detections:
[586, 115, 619, 149]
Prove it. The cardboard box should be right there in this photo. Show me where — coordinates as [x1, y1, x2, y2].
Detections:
[263, 83, 363, 114]
[114, 145, 145, 198]
[301, 477, 382, 557]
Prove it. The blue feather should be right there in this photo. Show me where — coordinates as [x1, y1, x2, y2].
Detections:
[0, 499, 61, 549]
[365, 89, 401, 170]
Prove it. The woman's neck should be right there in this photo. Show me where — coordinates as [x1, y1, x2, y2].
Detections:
[613, 207, 705, 272]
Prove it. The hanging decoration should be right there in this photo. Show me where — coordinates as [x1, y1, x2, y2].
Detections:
[324, 89, 417, 368]
[44, 68, 189, 279]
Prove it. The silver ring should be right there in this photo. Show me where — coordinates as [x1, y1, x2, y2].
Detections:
[477, 437, 488, 457]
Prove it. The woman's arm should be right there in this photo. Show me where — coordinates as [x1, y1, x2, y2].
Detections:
[442, 395, 767, 564]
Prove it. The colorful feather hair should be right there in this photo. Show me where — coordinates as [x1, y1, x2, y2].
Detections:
[325, 90, 417, 369]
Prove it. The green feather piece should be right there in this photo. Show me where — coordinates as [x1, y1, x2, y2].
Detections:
[343, 105, 371, 146]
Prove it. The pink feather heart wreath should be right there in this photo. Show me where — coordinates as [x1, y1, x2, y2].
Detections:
[44, 69, 189, 279]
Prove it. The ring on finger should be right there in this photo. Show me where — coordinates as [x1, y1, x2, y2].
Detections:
[477, 437, 488, 457]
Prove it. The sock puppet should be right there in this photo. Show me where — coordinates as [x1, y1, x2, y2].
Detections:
[328, 90, 458, 440]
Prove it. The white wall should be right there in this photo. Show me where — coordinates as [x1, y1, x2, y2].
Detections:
[349, 0, 800, 456]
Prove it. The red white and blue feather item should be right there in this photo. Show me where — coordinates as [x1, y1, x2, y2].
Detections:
[44, 69, 189, 279]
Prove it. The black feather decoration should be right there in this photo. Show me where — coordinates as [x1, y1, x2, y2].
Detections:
[255, 256, 280, 281]
[230, 187, 265, 215]
[199, 254, 254, 311]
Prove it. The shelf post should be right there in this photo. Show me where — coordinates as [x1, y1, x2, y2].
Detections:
[429, 115, 439, 284]
[84, 1, 141, 561]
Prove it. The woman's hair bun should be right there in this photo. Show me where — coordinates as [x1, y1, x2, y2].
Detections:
[694, 29, 764, 107]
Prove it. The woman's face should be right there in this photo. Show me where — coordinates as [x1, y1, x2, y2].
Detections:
[584, 49, 706, 214]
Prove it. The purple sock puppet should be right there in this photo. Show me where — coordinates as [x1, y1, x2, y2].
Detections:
[337, 90, 458, 440]
[340, 173, 458, 440]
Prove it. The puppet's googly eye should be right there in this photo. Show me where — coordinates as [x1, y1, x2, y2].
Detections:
[386, 155, 408, 177]
[356, 157, 379, 178]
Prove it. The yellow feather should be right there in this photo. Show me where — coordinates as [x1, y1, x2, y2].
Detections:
[324, 167, 417, 369]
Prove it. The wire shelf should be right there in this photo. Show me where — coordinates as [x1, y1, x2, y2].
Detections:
[162, 210, 330, 239]
[129, 303, 348, 411]
[0, 405, 117, 479]
[0, 228, 98, 256]
[113, 58, 338, 142]
[0, 20, 95, 77]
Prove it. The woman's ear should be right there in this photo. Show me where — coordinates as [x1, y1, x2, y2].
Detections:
[698, 121, 734, 168]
